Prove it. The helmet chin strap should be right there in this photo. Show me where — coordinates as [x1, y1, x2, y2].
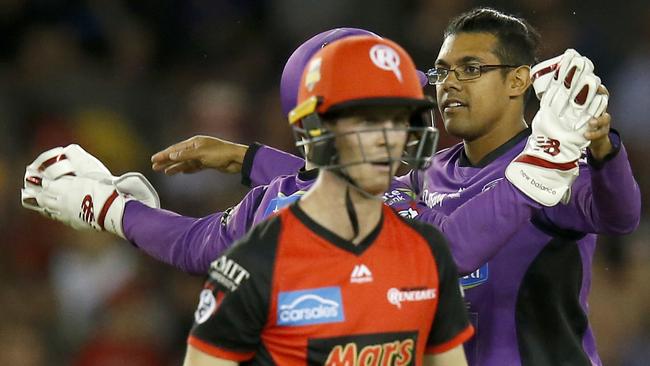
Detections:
[345, 187, 360, 240]
[331, 166, 386, 242]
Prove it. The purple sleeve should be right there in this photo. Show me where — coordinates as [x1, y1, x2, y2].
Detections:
[544, 137, 641, 234]
[122, 185, 267, 274]
[387, 179, 540, 275]
[421, 182, 539, 275]
[241, 143, 304, 188]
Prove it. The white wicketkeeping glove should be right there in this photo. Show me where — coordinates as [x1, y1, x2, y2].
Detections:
[21, 144, 160, 238]
[505, 49, 608, 206]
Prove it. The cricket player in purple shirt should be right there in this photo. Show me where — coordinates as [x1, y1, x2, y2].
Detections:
[152, 10, 640, 366]
[21, 8, 640, 366]
[219, 10, 640, 366]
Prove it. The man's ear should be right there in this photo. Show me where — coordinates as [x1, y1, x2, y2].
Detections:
[508, 65, 532, 98]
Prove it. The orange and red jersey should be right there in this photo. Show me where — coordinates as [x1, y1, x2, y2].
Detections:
[188, 204, 473, 365]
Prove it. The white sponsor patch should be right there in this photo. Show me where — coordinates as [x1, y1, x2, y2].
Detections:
[387, 287, 437, 309]
[398, 207, 419, 219]
[277, 287, 345, 326]
[194, 289, 217, 324]
[305, 57, 322, 92]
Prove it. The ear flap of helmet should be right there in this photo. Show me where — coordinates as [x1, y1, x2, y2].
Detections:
[404, 126, 438, 170]
[299, 114, 337, 166]
[404, 107, 438, 170]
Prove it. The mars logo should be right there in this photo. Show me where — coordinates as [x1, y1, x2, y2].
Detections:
[79, 195, 95, 224]
[325, 340, 414, 366]
[308, 332, 417, 366]
[370, 44, 402, 82]
[534, 136, 561, 156]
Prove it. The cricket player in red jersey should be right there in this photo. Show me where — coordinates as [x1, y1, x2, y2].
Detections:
[184, 35, 473, 365]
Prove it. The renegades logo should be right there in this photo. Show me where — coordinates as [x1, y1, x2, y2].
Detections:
[307, 332, 417, 366]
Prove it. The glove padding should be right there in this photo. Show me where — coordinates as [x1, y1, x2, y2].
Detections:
[506, 49, 608, 206]
[22, 144, 160, 238]
[531, 49, 608, 125]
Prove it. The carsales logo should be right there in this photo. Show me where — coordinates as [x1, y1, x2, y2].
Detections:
[277, 287, 344, 326]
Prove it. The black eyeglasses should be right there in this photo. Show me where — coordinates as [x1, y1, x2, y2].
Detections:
[426, 64, 519, 85]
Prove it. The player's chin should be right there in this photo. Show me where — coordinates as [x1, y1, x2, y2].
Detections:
[357, 174, 391, 196]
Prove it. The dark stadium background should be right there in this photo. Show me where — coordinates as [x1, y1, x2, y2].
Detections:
[0, 1, 648, 364]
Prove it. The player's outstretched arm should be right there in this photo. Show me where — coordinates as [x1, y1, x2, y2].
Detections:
[123, 184, 266, 274]
[22, 144, 262, 275]
[22, 144, 160, 239]
[150, 135, 305, 188]
[151, 135, 249, 175]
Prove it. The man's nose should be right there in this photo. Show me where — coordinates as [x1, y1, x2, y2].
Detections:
[375, 120, 406, 147]
[439, 70, 462, 91]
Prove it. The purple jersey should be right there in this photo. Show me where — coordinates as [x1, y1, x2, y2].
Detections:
[241, 130, 641, 366]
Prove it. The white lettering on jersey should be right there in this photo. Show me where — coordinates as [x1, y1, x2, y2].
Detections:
[387, 288, 437, 309]
[421, 188, 464, 208]
[209, 256, 250, 291]
[481, 178, 503, 192]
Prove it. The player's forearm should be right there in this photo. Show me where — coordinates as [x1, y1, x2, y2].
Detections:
[588, 141, 641, 234]
[123, 201, 230, 274]
[424, 181, 540, 275]
[242, 143, 304, 188]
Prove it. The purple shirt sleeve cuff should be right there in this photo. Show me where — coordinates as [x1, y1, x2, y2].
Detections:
[241, 143, 304, 188]
[586, 129, 621, 170]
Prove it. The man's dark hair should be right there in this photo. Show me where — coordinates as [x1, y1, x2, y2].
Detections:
[445, 7, 541, 67]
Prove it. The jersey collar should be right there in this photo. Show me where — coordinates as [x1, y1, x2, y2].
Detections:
[289, 203, 383, 256]
[458, 128, 530, 168]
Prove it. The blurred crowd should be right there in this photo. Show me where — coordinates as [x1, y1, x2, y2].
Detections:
[0, 1, 647, 365]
